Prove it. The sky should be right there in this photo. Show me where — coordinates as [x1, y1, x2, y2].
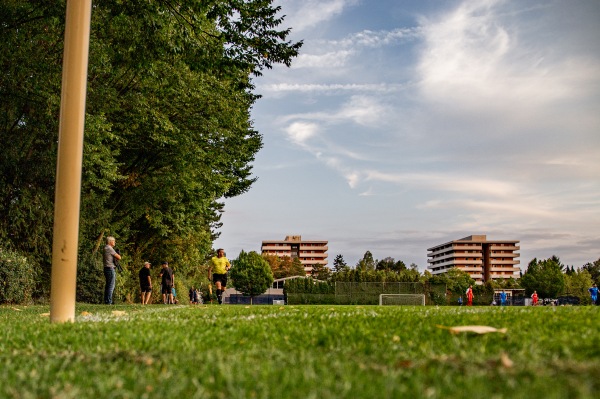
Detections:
[214, 0, 600, 271]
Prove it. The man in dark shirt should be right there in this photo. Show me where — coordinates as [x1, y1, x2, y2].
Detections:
[138, 262, 152, 304]
[159, 261, 174, 304]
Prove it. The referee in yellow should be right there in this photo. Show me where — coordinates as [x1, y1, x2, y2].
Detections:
[209, 248, 231, 304]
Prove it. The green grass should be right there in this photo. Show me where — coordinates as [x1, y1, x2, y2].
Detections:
[1, 304, 599, 399]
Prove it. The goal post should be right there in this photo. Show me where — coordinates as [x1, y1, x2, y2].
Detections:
[379, 293, 426, 306]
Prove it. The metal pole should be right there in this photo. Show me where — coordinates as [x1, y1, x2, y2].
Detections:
[50, 0, 92, 323]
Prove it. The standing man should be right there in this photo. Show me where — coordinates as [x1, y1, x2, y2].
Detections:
[103, 236, 122, 305]
[499, 290, 507, 306]
[209, 248, 231, 304]
[138, 262, 152, 304]
[589, 283, 598, 305]
[466, 285, 474, 306]
[531, 290, 539, 306]
[160, 261, 174, 304]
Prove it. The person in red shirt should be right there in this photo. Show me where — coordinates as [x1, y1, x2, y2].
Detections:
[531, 290, 538, 306]
[466, 285, 474, 306]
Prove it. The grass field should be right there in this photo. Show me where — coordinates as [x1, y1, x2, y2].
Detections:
[1, 304, 599, 399]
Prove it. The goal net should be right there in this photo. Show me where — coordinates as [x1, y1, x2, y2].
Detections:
[379, 293, 426, 306]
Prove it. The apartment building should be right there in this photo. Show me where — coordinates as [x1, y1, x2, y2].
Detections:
[261, 235, 328, 275]
[427, 235, 520, 284]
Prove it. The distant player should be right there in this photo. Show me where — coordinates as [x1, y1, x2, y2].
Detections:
[589, 284, 598, 305]
[531, 290, 538, 306]
[499, 290, 507, 306]
[209, 248, 231, 304]
[466, 285, 474, 306]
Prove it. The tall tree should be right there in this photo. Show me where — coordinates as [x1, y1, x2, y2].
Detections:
[356, 251, 375, 271]
[332, 254, 349, 273]
[311, 263, 332, 281]
[563, 269, 593, 304]
[582, 258, 600, 285]
[230, 250, 273, 304]
[290, 257, 306, 277]
[520, 257, 565, 298]
[376, 257, 407, 273]
[0, 1, 301, 298]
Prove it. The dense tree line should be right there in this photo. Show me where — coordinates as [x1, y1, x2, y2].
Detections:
[0, 1, 301, 302]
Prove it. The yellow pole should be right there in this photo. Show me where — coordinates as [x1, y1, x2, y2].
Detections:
[50, 0, 92, 323]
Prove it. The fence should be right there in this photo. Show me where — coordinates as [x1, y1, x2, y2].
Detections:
[286, 281, 446, 305]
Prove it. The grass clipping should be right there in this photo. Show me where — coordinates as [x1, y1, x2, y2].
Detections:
[437, 325, 508, 335]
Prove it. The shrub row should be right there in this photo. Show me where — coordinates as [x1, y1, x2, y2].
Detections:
[0, 247, 36, 304]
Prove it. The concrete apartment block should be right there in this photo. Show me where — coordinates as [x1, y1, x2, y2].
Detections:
[261, 235, 328, 276]
[427, 235, 520, 284]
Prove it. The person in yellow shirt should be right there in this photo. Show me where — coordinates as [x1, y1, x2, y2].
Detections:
[209, 248, 231, 304]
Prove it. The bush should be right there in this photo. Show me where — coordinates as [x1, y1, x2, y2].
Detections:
[77, 251, 105, 303]
[0, 247, 36, 304]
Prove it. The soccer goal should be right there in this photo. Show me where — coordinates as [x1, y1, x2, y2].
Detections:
[379, 293, 426, 306]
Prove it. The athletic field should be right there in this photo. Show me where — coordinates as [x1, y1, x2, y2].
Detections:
[1, 304, 598, 398]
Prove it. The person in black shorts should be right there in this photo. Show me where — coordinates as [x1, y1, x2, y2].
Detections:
[159, 261, 174, 304]
[209, 249, 231, 304]
[138, 262, 152, 304]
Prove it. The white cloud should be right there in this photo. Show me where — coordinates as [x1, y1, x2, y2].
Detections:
[285, 122, 320, 146]
[279, 95, 392, 127]
[329, 27, 422, 48]
[416, 0, 600, 115]
[292, 50, 355, 69]
[279, 0, 359, 32]
[260, 82, 407, 94]
[287, 28, 421, 71]
[336, 95, 392, 126]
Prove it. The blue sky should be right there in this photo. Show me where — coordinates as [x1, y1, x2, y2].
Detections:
[214, 0, 600, 271]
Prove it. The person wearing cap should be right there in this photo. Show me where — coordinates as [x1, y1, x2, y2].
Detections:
[138, 261, 152, 304]
[159, 261, 175, 304]
[209, 248, 231, 304]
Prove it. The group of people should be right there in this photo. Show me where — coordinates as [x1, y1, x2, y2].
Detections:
[103, 236, 231, 305]
[137, 260, 176, 304]
[457, 285, 597, 307]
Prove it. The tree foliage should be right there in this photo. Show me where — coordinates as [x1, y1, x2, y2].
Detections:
[356, 251, 375, 271]
[230, 250, 273, 301]
[0, 247, 37, 304]
[332, 254, 349, 273]
[284, 277, 334, 295]
[582, 258, 600, 285]
[311, 263, 332, 280]
[563, 269, 593, 304]
[0, 1, 301, 300]
[332, 268, 421, 283]
[520, 257, 565, 298]
[376, 257, 407, 272]
[263, 254, 305, 279]
[427, 268, 475, 297]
